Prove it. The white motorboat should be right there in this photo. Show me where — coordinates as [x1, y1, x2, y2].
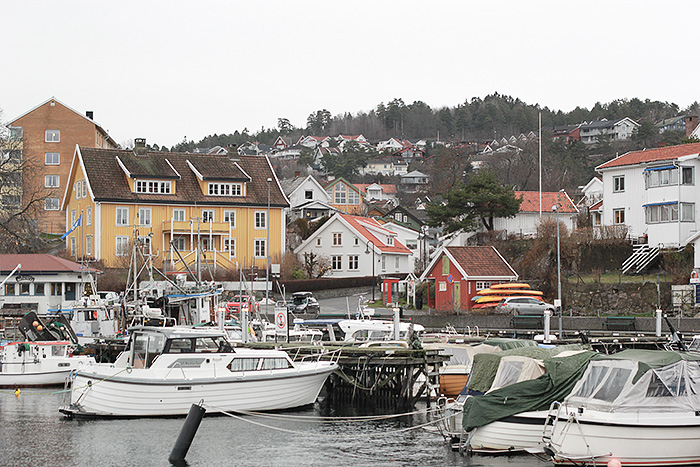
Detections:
[0, 340, 95, 387]
[59, 326, 338, 417]
[545, 349, 700, 466]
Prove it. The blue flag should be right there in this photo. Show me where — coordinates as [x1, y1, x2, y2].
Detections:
[61, 213, 82, 240]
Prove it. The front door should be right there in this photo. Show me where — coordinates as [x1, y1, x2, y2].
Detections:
[453, 282, 461, 310]
[65, 283, 76, 301]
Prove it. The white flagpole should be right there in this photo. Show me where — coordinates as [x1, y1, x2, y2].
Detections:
[539, 111, 542, 218]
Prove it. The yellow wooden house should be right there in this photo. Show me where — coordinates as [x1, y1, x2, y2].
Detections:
[61, 140, 289, 273]
[325, 178, 363, 215]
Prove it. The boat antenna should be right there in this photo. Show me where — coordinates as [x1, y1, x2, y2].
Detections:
[664, 313, 688, 352]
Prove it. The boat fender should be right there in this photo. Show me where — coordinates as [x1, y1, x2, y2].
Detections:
[92, 310, 98, 320]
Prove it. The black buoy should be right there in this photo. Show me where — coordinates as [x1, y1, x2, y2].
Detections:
[168, 403, 206, 463]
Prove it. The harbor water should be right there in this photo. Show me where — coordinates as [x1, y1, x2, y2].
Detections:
[0, 389, 547, 467]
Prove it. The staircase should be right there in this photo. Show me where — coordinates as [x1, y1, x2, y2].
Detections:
[622, 244, 660, 274]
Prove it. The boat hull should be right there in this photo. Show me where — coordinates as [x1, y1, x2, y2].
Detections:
[550, 411, 700, 466]
[439, 373, 469, 398]
[61, 361, 337, 417]
[469, 411, 548, 453]
[0, 356, 95, 387]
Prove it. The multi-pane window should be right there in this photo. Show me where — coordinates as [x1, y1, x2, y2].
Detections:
[348, 189, 360, 205]
[201, 237, 213, 251]
[682, 167, 694, 185]
[76, 180, 82, 199]
[334, 183, 347, 204]
[45, 175, 60, 187]
[135, 180, 171, 194]
[395, 256, 400, 270]
[45, 129, 60, 142]
[476, 282, 491, 291]
[116, 207, 129, 226]
[387, 237, 394, 246]
[19, 283, 30, 295]
[208, 183, 242, 196]
[255, 211, 267, 229]
[172, 236, 187, 251]
[86, 207, 92, 226]
[51, 283, 62, 296]
[646, 202, 695, 223]
[9, 127, 22, 141]
[45, 152, 60, 165]
[44, 198, 61, 211]
[138, 235, 152, 255]
[333, 233, 342, 246]
[173, 209, 185, 222]
[332, 255, 342, 270]
[613, 208, 625, 225]
[82, 180, 87, 198]
[224, 210, 236, 227]
[71, 210, 76, 225]
[116, 236, 129, 256]
[85, 235, 92, 256]
[34, 283, 45, 296]
[70, 237, 76, 256]
[138, 207, 151, 226]
[202, 210, 214, 223]
[348, 255, 359, 270]
[381, 255, 386, 271]
[305, 190, 313, 200]
[613, 175, 625, 192]
[646, 167, 679, 188]
[224, 238, 236, 256]
[682, 203, 695, 222]
[254, 239, 266, 258]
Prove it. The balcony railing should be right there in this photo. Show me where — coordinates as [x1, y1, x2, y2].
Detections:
[162, 220, 232, 234]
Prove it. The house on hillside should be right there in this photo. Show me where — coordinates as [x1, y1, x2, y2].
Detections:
[6, 97, 119, 234]
[61, 139, 289, 273]
[297, 135, 331, 149]
[419, 246, 518, 312]
[280, 174, 336, 221]
[400, 170, 430, 193]
[579, 118, 639, 145]
[491, 191, 578, 237]
[595, 142, 700, 248]
[325, 178, 363, 215]
[355, 183, 397, 203]
[293, 213, 413, 278]
[360, 160, 395, 176]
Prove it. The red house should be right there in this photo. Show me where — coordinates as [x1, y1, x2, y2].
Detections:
[419, 246, 518, 312]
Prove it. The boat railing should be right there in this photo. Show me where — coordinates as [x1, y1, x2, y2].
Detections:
[542, 400, 563, 448]
[164, 360, 187, 380]
[299, 347, 342, 368]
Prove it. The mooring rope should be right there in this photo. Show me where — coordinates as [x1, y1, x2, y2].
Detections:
[205, 403, 449, 436]
[234, 406, 442, 423]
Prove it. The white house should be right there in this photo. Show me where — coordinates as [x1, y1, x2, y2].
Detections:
[377, 138, 404, 152]
[381, 221, 419, 271]
[491, 191, 579, 237]
[0, 254, 100, 314]
[579, 117, 639, 145]
[294, 213, 413, 278]
[355, 183, 397, 203]
[280, 174, 336, 221]
[297, 135, 331, 149]
[596, 142, 700, 247]
[578, 177, 603, 207]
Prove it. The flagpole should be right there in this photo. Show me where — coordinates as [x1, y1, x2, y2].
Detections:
[539, 111, 542, 218]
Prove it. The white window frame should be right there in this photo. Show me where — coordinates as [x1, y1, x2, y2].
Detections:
[82, 180, 87, 198]
[45, 129, 60, 142]
[173, 208, 186, 222]
[45, 152, 60, 165]
[45, 198, 60, 211]
[613, 208, 625, 225]
[201, 237, 214, 251]
[387, 237, 394, 246]
[331, 255, 342, 270]
[76, 180, 82, 199]
[224, 237, 236, 256]
[208, 182, 242, 196]
[613, 175, 625, 193]
[135, 180, 172, 194]
[116, 236, 129, 256]
[138, 235, 152, 255]
[116, 207, 129, 226]
[254, 239, 267, 258]
[348, 189, 360, 205]
[394, 256, 400, 270]
[255, 211, 267, 229]
[202, 209, 215, 223]
[138, 207, 152, 227]
[86, 207, 92, 226]
[70, 237, 76, 256]
[172, 236, 187, 251]
[381, 255, 386, 271]
[45, 175, 60, 188]
[475, 281, 491, 291]
[682, 203, 695, 222]
[332, 232, 342, 246]
[334, 184, 347, 204]
[348, 255, 359, 270]
[224, 210, 236, 228]
[85, 235, 92, 257]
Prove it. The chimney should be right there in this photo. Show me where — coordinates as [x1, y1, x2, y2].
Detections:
[134, 138, 148, 156]
[686, 116, 699, 137]
[294, 171, 301, 178]
[86, 111, 94, 120]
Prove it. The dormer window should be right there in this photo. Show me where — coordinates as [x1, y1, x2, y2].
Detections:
[387, 237, 394, 246]
[136, 180, 171, 194]
[208, 182, 242, 196]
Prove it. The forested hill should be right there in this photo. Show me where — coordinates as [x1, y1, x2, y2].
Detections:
[161, 94, 699, 152]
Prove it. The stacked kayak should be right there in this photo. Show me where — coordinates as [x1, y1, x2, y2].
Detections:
[471, 283, 544, 310]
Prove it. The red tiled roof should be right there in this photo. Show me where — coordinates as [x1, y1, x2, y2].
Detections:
[596, 142, 700, 170]
[340, 214, 411, 254]
[589, 200, 603, 210]
[0, 254, 100, 274]
[446, 246, 516, 278]
[354, 183, 398, 194]
[515, 191, 578, 213]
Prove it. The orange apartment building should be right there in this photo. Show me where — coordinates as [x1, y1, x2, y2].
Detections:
[6, 97, 118, 233]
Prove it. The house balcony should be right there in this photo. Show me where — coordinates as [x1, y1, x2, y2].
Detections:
[162, 220, 232, 235]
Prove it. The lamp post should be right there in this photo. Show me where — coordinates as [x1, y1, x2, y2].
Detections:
[266, 177, 272, 320]
[365, 240, 375, 301]
[552, 203, 562, 337]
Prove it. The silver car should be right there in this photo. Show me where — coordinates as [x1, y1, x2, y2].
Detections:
[495, 296, 556, 315]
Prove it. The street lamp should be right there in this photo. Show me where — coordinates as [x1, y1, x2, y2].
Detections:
[365, 240, 375, 301]
[552, 203, 562, 337]
[266, 177, 272, 320]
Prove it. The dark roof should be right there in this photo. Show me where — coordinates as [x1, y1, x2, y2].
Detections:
[0, 254, 100, 274]
[446, 246, 516, 277]
[79, 148, 288, 207]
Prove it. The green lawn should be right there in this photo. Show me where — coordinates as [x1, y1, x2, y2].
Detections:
[566, 272, 671, 284]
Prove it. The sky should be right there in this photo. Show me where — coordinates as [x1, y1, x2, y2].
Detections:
[3, 1, 699, 148]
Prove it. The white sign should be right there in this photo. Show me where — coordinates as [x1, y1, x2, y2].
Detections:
[275, 307, 288, 337]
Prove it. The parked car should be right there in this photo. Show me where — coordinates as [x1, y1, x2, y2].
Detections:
[495, 296, 556, 315]
[226, 295, 259, 314]
[287, 292, 321, 317]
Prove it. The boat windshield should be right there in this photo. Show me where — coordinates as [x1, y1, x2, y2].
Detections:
[131, 332, 167, 369]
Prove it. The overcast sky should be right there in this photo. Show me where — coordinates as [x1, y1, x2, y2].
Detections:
[3, 1, 698, 148]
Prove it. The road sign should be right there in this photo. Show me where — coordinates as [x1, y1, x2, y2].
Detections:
[447, 274, 453, 283]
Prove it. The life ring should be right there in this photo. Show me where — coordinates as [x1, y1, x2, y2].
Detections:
[692, 271, 699, 279]
[92, 310, 98, 320]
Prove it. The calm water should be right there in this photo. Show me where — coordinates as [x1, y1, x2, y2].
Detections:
[0, 389, 547, 467]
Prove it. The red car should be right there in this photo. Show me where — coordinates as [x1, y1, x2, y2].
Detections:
[226, 295, 259, 314]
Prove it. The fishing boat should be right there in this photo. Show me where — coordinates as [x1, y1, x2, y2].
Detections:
[0, 340, 96, 387]
[59, 326, 338, 417]
[545, 349, 700, 466]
